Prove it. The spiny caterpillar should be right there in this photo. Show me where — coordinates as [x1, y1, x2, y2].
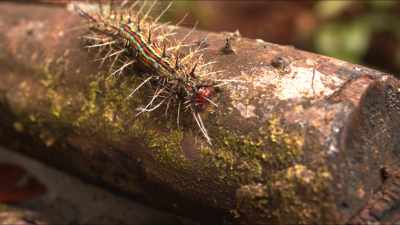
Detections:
[76, 1, 220, 144]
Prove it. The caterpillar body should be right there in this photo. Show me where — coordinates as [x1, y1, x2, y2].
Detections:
[76, 1, 219, 144]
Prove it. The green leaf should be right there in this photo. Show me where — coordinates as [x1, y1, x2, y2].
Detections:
[314, 20, 371, 63]
[314, 1, 354, 19]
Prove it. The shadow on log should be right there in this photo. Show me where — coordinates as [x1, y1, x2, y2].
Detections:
[1, 2, 400, 224]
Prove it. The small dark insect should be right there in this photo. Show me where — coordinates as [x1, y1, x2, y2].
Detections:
[270, 55, 291, 75]
[220, 37, 235, 55]
[271, 55, 290, 70]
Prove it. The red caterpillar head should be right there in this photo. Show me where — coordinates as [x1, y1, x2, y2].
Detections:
[193, 86, 214, 111]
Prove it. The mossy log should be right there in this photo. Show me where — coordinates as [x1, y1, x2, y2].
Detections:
[1, 2, 400, 224]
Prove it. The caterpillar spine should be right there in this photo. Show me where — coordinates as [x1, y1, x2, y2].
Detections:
[76, 1, 219, 145]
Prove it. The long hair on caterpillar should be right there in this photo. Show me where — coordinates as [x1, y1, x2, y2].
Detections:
[75, 1, 222, 145]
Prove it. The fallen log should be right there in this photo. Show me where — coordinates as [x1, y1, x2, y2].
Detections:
[1, 2, 400, 224]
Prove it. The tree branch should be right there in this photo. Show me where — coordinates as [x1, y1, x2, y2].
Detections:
[1, 2, 400, 224]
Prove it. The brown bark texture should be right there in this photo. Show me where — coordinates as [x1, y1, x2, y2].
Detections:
[1, 2, 400, 224]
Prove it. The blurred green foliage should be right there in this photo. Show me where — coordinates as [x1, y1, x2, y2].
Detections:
[314, 0, 400, 64]
[315, 19, 371, 63]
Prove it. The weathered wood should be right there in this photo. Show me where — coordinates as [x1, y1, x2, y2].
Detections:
[1, 2, 400, 224]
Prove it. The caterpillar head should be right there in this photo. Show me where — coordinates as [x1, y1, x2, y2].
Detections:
[193, 86, 215, 112]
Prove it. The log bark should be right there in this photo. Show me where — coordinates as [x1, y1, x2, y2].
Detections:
[1, 2, 400, 224]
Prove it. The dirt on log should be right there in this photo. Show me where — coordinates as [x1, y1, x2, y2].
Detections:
[1, 2, 400, 225]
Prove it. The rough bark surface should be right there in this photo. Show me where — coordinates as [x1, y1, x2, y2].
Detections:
[1, 2, 400, 224]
